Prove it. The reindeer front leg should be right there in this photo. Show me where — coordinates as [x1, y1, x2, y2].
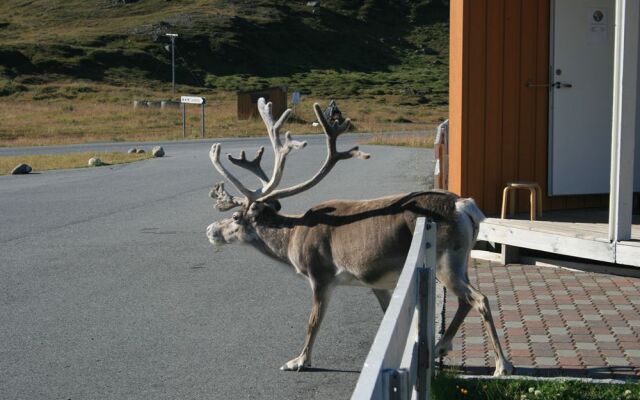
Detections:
[281, 282, 334, 371]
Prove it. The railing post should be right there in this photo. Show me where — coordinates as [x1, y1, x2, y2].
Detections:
[416, 221, 437, 400]
[382, 368, 410, 400]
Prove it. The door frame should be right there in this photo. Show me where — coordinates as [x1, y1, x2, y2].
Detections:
[548, 0, 557, 197]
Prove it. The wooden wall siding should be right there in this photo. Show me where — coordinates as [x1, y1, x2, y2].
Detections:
[448, 0, 466, 194]
[449, 0, 608, 215]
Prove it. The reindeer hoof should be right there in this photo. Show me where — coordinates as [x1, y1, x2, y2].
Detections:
[280, 356, 310, 372]
[493, 360, 514, 376]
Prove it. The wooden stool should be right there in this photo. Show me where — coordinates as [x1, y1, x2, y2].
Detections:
[501, 182, 543, 220]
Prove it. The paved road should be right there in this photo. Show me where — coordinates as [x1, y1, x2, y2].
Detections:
[0, 132, 415, 156]
[0, 137, 434, 399]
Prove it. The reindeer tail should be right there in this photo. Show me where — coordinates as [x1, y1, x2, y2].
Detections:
[455, 198, 486, 240]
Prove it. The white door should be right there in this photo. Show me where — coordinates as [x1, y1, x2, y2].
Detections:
[549, 0, 614, 196]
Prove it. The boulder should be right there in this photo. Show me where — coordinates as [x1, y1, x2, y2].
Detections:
[151, 146, 165, 157]
[88, 157, 103, 167]
[136, 149, 146, 154]
[11, 163, 32, 175]
[127, 148, 137, 154]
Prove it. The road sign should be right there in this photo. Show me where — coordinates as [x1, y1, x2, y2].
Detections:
[180, 96, 206, 138]
[292, 91, 301, 105]
[181, 96, 205, 105]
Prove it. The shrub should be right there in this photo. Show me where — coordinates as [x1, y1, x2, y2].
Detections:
[0, 79, 27, 96]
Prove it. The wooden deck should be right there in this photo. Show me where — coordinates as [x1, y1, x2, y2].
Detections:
[478, 209, 640, 267]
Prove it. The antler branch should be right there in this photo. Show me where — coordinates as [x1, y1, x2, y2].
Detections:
[209, 143, 259, 202]
[209, 182, 245, 211]
[256, 98, 307, 198]
[258, 102, 370, 202]
[228, 147, 269, 183]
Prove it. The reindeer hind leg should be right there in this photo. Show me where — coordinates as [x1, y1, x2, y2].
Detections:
[434, 248, 471, 358]
[434, 298, 471, 357]
[459, 281, 513, 376]
[436, 246, 513, 376]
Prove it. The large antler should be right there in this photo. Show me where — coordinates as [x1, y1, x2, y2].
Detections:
[209, 98, 307, 210]
[257, 102, 370, 202]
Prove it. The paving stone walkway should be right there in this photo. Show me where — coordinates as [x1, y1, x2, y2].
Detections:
[440, 260, 640, 379]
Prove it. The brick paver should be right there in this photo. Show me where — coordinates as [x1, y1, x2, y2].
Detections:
[439, 260, 640, 378]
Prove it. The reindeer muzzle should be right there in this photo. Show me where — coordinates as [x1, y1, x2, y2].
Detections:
[206, 222, 225, 245]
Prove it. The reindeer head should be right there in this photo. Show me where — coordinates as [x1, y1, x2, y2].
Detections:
[206, 98, 370, 247]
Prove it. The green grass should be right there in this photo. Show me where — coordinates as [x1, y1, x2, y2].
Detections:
[0, 151, 152, 174]
[432, 373, 640, 400]
[363, 132, 436, 148]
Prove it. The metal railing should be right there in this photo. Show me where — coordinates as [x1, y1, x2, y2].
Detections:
[351, 218, 437, 400]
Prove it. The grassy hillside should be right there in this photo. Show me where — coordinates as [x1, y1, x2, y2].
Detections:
[0, 0, 449, 146]
[0, 0, 448, 98]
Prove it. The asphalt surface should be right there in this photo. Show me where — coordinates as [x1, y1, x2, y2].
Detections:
[0, 136, 434, 399]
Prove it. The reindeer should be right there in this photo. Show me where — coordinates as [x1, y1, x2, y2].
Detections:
[206, 98, 514, 376]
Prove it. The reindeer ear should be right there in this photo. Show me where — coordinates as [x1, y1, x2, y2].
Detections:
[266, 200, 282, 211]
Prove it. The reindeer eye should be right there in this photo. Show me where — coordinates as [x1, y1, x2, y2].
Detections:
[232, 212, 241, 221]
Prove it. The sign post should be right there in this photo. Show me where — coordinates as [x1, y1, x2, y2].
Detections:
[292, 91, 301, 114]
[201, 102, 205, 138]
[180, 96, 206, 138]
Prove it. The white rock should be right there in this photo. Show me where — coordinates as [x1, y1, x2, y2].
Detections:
[11, 163, 32, 175]
[151, 146, 165, 157]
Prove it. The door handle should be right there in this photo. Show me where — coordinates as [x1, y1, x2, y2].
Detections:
[553, 82, 572, 89]
[526, 80, 573, 89]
